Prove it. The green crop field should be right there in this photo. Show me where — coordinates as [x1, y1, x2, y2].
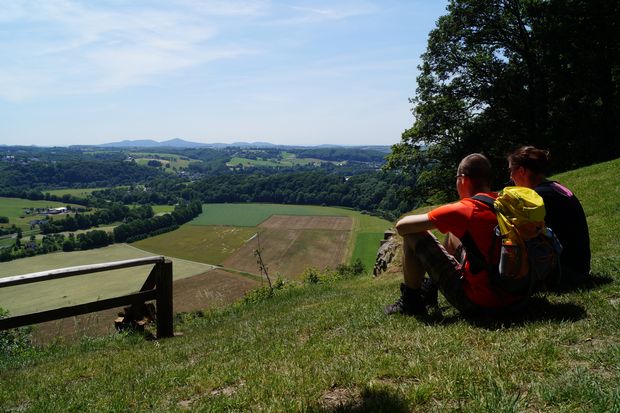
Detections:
[0, 197, 83, 231]
[0, 244, 214, 316]
[351, 232, 385, 271]
[132, 225, 256, 265]
[191, 203, 353, 227]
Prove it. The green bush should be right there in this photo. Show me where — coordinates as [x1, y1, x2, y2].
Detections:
[238, 276, 289, 305]
[0, 308, 32, 358]
[302, 259, 366, 284]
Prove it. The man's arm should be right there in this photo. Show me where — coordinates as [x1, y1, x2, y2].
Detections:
[395, 213, 437, 236]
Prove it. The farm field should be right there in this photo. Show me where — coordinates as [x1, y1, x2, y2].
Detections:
[351, 232, 385, 270]
[192, 203, 359, 226]
[132, 225, 256, 265]
[0, 243, 214, 316]
[136, 203, 389, 278]
[224, 215, 351, 278]
[0, 197, 83, 231]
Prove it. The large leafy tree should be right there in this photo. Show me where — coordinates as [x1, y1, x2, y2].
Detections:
[386, 0, 619, 202]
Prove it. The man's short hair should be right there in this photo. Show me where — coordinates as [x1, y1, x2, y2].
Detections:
[458, 153, 491, 191]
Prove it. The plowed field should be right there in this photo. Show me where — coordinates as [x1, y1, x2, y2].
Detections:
[223, 215, 353, 279]
[259, 215, 352, 230]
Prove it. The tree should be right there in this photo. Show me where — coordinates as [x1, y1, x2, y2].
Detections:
[386, 0, 620, 201]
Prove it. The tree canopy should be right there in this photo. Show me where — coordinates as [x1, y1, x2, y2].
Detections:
[386, 0, 620, 202]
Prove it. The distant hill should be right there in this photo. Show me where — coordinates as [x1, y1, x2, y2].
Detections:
[95, 139, 391, 151]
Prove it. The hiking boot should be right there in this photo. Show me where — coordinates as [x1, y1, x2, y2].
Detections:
[384, 283, 426, 315]
[421, 277, 438, 308]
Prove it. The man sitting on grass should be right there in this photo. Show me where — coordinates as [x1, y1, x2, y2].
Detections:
[385, 153, 523, 316]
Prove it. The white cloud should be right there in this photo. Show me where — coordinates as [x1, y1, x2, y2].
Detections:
[0, 0, 251, 100]
[0, 0, 382, 101]
[174, 0, 270, 16]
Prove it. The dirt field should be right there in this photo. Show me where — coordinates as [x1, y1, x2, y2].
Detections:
[259, 215, 352, 230]
[223, 216, 352, 279]
[31, 268, 259, 344]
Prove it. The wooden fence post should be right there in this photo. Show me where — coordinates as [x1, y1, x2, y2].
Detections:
[155, 259, 174, 338]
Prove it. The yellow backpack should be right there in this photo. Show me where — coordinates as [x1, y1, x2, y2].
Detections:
[473, 187, 563, 294]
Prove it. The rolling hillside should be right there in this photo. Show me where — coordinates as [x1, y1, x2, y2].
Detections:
[1, 158, 619, 412]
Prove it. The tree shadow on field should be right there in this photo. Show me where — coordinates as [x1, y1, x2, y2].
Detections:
[421, 296, 587, 331]
[307, 387, 410, 413]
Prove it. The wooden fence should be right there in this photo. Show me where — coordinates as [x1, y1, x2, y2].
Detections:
[0, 256, 174, 338]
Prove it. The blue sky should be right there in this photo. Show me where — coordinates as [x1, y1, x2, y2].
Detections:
[0, 0, 448, 147]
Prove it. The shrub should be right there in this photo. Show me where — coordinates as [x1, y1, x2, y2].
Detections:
[302, 267, 323, 284]
[238, 276, 289, 305]
[0, 308, 33, 358]
[302, 260, 366, 284]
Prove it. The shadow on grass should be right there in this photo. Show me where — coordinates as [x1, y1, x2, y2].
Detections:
[550, 272, 614, 295]
[308, 387, 410, 413]
[421, 296, 587, 330]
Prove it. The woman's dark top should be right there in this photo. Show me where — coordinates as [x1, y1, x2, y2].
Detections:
[535, 180, 591, 283]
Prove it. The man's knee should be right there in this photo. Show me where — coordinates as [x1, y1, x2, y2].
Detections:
[402, 231, 433, 251]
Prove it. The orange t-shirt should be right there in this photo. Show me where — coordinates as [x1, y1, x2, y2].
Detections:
[428, 193, 521, 308]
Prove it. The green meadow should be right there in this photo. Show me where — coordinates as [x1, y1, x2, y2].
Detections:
[191, 203, 389, 230]
[0, 159, 619, 411]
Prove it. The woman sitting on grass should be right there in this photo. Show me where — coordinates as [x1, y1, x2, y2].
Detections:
[508, 146, 591, 287]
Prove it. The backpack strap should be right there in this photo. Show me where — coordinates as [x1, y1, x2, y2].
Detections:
[471, 194, 496, 208]
[461, 194, 497, 275]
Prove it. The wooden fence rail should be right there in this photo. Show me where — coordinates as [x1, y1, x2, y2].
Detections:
[0, 256, 174, 338]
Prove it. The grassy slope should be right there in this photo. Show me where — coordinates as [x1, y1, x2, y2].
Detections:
[1, 159, 618, 412]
